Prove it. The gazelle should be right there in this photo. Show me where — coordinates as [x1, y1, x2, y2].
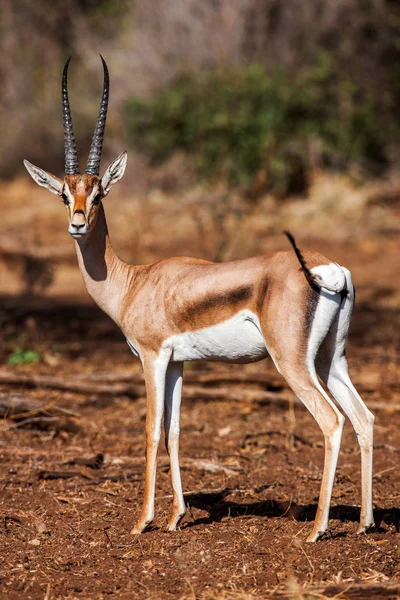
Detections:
[24, 56, 375, 542]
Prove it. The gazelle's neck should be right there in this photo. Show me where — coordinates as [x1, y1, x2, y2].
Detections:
[74, 203, 133, 324]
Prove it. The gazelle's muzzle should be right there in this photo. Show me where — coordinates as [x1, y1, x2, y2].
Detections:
[69, 210, 88, 237]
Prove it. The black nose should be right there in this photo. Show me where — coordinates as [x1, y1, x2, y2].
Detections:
[73, 223, 85, 230]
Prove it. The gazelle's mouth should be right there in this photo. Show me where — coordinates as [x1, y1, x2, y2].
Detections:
[69, 228, 89, 238]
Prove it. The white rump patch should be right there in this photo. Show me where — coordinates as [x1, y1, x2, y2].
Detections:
[164, 310, 268, 364]
[310, 263, 346, 294]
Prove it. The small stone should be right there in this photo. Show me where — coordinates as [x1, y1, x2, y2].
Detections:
[218, 426, 231, 437]
[28, 539, 40, 546]
[35, 520, 47, 535]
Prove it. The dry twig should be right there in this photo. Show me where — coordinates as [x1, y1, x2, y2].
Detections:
[0, 371, 398, 411]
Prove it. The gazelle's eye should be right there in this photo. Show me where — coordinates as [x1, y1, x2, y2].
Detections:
[92, 193, 102, 206]
[61, 192, 70, 206]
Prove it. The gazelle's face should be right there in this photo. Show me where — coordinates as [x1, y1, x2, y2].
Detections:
[63, 174, 102, 238]
[24, 56, 128, 241]
[23, 151, 128, 240]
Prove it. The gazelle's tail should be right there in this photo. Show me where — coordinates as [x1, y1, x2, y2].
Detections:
[284, 231, 346, 294]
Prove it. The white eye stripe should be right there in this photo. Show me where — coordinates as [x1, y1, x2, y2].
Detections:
[63, 185, 74, 202]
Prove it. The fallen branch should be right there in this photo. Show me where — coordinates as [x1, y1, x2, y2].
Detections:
[182, 458, 239, 476]
[65, 453, 104, 469]
[38, 457, 239, 485]
[0, 371, 398, 411]
[0, 393, 80, 432]
[183, 385, 290, 406]
[187, 371, 283, 387]
[74, 473, 143, 486]
[111, 455, 240, 476]
[0, 371, 287, 405]
[242, 430, 313, 448]
[374, 444, 400, 454]
[39, 470, 87, 480]
[0, 393, 78, 418]
[162, 486, 236, 500]
[81, 370, 284, 389]
[0, 372, 144, 397]
[10, 416, 80, 433]
[80, 369, 400, 394]
[364, 400, 400, 412]
[272, 582, 400, 600]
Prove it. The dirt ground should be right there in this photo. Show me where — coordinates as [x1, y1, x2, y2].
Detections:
[0, 177, 399, 599]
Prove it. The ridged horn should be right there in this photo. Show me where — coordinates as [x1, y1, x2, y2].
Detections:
[62, 56, 80, 175]
[85, 55, 109, 176]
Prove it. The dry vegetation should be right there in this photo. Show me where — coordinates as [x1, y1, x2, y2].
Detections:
[2, 0, 400, 179]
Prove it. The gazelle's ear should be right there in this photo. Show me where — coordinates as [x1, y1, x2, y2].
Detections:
[100, 151, 127, 196]
[24, 160, 64, 196]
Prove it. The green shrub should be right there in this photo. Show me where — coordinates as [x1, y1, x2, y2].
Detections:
[125, 54, 400, 195]
[8, 349, 41, 366]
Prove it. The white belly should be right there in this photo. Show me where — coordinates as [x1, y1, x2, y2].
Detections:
[167, 310, 268, 363]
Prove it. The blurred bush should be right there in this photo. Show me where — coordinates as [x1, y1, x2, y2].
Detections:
[2, 0, 400, 184]
[125, 54, 400, 195]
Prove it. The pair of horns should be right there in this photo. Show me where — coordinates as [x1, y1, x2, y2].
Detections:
[62, 55, 109, 176]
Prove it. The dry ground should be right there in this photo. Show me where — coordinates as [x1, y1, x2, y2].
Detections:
[0, 174, 399, 599]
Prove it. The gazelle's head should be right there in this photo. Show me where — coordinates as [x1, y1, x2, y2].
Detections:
[24, 56, 127, 239]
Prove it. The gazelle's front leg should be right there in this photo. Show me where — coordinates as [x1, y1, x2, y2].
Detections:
[164, 361, 185, 530]
[130, 349, 171, 534]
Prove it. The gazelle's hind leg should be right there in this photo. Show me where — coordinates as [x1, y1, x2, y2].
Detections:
[316, 269, 375, 533]
[261, 288, 345, 542]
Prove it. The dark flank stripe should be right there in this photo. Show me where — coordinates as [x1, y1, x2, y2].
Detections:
[183, 285, 253, 320]
[229, 286, 253, 303]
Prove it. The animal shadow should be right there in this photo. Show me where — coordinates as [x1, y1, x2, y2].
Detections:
[183, 488, 400, 534]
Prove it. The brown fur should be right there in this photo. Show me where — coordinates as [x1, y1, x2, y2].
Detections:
[65, 174, 98, 195]
[24, 134, 373, 543]
[65, 174, 99, 215]
[67, 199, 373, 544]
[113, 246, 330, 354]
